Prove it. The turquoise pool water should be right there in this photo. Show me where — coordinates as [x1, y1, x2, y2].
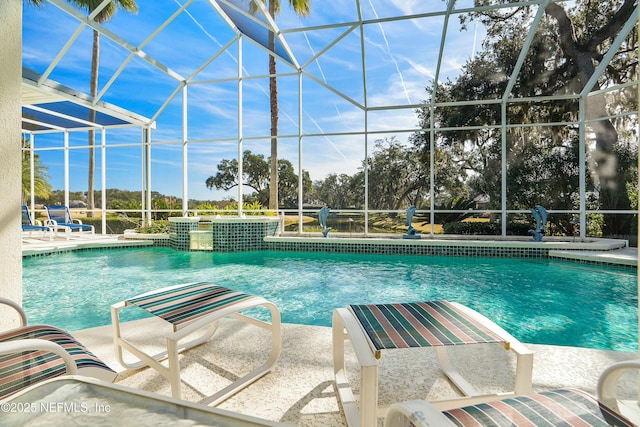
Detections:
[22, 247, 638, 351]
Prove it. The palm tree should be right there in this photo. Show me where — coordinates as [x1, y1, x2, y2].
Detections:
[21, 139, 52, 204]
[25, 0, 137, 215]
[23, 1, 49, 206]
[252, 0, 310, 210]
[67, 0, 138, 217]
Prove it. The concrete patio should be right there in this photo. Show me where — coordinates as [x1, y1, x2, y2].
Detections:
[73, 317, 638, 426]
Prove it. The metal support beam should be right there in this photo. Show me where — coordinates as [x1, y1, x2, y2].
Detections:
[101, 128, 107, 235]
[237, 36, 244, 216]
[182, 85, 189, 217]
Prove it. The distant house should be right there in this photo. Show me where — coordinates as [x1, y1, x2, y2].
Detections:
[473, 193, 490, 210]
[303, 200, 325, 209]
[69, 200, 87, 208]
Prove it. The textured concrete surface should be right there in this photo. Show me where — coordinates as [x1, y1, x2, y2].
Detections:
[73, 317, 638, 426]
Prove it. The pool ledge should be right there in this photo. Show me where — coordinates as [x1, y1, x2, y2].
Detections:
[265, 235, 635, 266]
[22, 236, 153, 258]
[266, 235, 627, 251]
[22, 234, 636, 266]
[549, 247, 638, 266]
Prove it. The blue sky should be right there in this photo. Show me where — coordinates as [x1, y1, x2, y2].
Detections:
[22, 0, 487, 202]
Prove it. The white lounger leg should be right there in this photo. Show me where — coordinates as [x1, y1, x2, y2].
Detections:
[111, 302, 217, 371]
[449, 302, 533, 397]
[333, 308, 380, 427]
[199, 305, 282, 406]
[435, 346, 479, 397]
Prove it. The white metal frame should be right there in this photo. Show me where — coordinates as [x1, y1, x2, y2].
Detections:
[21, 0, 638, 237]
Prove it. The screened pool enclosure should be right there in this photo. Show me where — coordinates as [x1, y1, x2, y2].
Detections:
[21, 0, 638, 238]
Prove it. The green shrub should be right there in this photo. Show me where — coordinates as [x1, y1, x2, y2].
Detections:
[195, 202, 218, 215]
[442, 221, 543, 236]
[79, 217, 140, 234]
[506, 222, 533, 236]
[135, 220, 169, 234]
[443, 221, 500, 235]
[221, 201, 275, 216]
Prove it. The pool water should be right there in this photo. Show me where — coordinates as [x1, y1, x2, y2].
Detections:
[22, 247, 638, 352]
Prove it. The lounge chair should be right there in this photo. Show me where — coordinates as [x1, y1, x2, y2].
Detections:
[45, 205, 94, 234]
[0, 297, 116, 399]
[333, 300, 534, 427]
[21, 205, 53, 240]
[384, 359, 640, 426]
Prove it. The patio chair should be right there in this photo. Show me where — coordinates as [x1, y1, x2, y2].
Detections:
[384, 359, 640, 426]
[333, 300, 533, 427]
[21, 205, 53, 240]
[45, 205, 94, 234]
[0, 297, 116, 399]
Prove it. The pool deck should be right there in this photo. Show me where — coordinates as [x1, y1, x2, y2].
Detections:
[72, 318, 638, 426]
[20, 234, 640, 425]
[21, 233, 154, 256]
[549, 246, 638, 266]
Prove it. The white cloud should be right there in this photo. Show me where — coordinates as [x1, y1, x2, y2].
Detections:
[22, 0, 493, 198]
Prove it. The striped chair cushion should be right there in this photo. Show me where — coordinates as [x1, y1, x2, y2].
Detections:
[443, 388, 636, 427]
[0, 325, 115, 399]
[126, 282, 254, 328]
[349, 301, 507, 351]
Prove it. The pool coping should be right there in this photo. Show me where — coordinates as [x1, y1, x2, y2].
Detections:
[549, 248, 638, 267]
[265, 235, 636, 267]
[267, 235, 628, 250]
[21, 236, 154, 258]
[21, 234, 637, 267]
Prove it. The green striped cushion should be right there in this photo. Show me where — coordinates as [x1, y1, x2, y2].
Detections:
[349, 301, 506, 351]
[126, 282, 253, 327]
[443, 388, 635, 426]
[0, 325, 115, 399]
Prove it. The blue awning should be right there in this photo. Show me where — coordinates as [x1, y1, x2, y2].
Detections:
[22, 68, 152, 133]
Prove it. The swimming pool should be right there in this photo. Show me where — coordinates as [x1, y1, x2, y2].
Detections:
[22, 247, 638, 352]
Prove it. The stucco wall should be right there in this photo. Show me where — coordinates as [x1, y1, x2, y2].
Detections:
[0, 0, 24, 330]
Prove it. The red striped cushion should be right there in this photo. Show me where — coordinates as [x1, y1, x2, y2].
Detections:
[0, 325, 115, 399]
[349, 301, 506, 351]
[443, 388, 636, 426]
[126, 282, 253, 328]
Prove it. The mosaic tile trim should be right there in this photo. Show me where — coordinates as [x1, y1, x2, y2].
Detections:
[169, 219, 199, 251]
[164, 218, 282, 252]
[263, 239, 636, 268]
[548, 256, 636, 270]
[152, 238, 171, 248]
[265, 240, 549, 258]
[212, 221, 280, 252]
